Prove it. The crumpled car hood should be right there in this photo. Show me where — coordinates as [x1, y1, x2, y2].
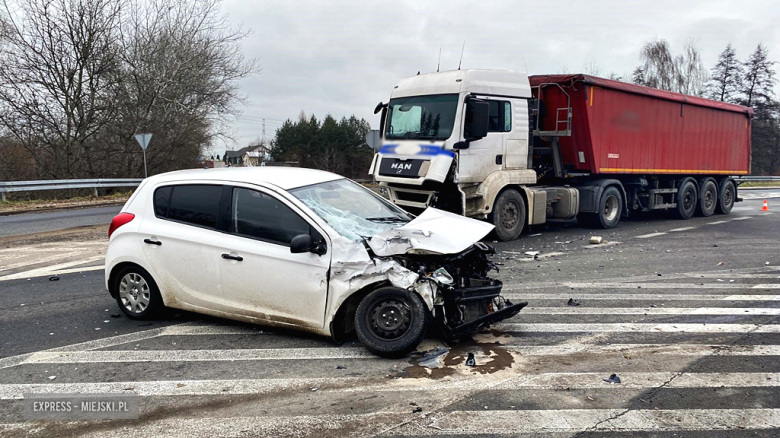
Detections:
[367, 208, 495, 256]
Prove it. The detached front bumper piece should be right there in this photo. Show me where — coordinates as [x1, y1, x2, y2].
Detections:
[434, 278, 527, 340]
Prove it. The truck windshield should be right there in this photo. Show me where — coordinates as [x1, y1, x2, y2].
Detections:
[385, 94, 459, 141]
[290, 179, 412, 242]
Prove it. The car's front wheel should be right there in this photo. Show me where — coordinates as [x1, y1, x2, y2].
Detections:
[354, 287, 427, 358]
[113, 266, 164, 320]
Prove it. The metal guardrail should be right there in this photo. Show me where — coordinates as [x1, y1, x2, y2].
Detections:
[735, 176, 780, 183]
[0, 178, 143, 202]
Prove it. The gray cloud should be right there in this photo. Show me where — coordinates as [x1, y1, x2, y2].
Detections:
[213, 0, 780, 155]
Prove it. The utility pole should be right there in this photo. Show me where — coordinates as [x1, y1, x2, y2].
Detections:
[134, 133, 153, 178]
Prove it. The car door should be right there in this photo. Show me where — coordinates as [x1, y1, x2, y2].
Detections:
[139, 183, 229, 309]
[217, 185, 331, 329]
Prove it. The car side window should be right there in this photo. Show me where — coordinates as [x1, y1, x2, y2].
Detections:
[153, 186, 172, 218]
[166, 185, 222, 229]
[231, 187, 309, 246]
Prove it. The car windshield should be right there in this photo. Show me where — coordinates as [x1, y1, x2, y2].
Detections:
[290, 179, 412, 241]
[385, 94, 459, 141]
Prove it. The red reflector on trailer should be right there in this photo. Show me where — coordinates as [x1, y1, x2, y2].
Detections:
[108, 213, 135, 238]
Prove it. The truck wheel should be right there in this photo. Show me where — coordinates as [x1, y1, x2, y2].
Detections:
[696, 179, 717, 217]
[354, 287, 427, 358]
[715, 179, 736, 214]
[577, 186, 622, 229]
[673, 180, 697, 220]
[490, 189, 526, 241]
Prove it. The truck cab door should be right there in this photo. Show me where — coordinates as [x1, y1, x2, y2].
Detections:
[458, 99, 512, 183]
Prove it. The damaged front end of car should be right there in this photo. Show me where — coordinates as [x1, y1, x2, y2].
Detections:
[361, 207, 528, 341]
[393, 241, 527, 340]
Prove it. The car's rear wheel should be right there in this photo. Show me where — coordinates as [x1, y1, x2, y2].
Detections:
[114, 266, 164, 320]
[355, 287, 427, 358]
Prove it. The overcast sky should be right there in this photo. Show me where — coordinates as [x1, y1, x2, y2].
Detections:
[212, 0, 780, 155]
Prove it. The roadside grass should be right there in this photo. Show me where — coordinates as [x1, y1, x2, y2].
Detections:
[0, 191, 131, 213]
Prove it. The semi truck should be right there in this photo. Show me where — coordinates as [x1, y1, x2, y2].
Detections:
[369, 70, 752, 240]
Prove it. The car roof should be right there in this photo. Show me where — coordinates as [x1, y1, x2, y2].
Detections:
[146, 167, 344, 190]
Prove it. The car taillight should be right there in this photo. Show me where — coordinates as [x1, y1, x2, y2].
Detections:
[108, 213, 135, 238]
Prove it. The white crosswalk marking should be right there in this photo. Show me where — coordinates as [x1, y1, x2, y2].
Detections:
[2, 265, 779, 436]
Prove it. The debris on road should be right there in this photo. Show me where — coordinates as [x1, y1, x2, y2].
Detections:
[419, 347, 449, 369]
[47, 376, 56, 380]
[524, 251, 540, 257]
[48, 276, 59, 281]
[110, 313, 121, 318]
[336, 365, 346, 370]
[589, 236, 603, 244]
[412, 407, 423, 413]
[767, 262, 771, 266]
[718, 262, 724, 266]
[603, 373, 622, 384]
[465, 352, 476, 367]
[567, 298, 581, 307]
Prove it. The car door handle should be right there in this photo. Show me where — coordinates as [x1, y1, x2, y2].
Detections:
[221, 253, 243, 262]
[143, 238, 162, 246]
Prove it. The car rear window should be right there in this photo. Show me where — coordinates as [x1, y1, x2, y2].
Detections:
[231, 187, 309, 245]
[162, 185, 222, 229]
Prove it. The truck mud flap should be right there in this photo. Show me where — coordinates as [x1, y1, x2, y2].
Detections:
[448, 301, 528, 338]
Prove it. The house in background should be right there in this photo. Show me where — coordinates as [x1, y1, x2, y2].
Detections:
[223, 143, 271, 166]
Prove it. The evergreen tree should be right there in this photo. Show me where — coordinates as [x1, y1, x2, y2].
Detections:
[740, 44, 776, 114]
[706, 44, 742, 103]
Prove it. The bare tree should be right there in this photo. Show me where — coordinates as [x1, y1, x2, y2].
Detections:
[583, 61, 601, 76]
[0, 0, 122, 179]
[634, 39, 707, 96]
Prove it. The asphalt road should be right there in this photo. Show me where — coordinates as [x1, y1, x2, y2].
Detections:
[0, 195, 779, 436]
[0, 206, 121, 237]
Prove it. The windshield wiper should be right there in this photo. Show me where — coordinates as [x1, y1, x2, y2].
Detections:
[366, 216, 409, 223]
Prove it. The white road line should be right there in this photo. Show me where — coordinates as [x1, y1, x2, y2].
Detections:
[521, 307, 780, 315]
[495, 323, 780, 333]
[706, 220, 729, 225]
[683, 273, 780, 279]
[0, 256, 104, 281]
[2, 372, 779, 400]
[0, 322, 201, 370]
[15, 342, 780, 367]
[22, 347, 375, 364]
[502, 293, 780, 301]
[668, 226, 697, 232]
[559, 282, 778, 289]
[635, 232, 668, 239]
[732, 216, 753, 221]
[389, 409, 780, 434]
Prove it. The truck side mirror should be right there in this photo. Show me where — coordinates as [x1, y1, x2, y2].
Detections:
[464, 99, 489, 141]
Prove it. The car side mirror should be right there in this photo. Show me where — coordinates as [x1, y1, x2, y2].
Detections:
[453, 141, 469, 150]
[464, 99, 489, 141]
[290, 234, 313, 254]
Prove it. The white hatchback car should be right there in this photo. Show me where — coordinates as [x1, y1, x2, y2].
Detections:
[106, 167, 526, 357]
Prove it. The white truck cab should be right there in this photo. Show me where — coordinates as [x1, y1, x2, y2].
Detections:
[370, 69, 577, 241]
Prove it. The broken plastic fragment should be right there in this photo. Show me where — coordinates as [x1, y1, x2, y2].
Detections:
[419, 347, 449, 369]
[49, 276, 59, 281]
[465, 352, 476, 367]
[567, 298, 581, 307]
[603, 373, 622, 384]
[412, 407, 423, 413]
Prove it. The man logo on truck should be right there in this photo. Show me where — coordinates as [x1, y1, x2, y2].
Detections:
[391, 162, 413, 173]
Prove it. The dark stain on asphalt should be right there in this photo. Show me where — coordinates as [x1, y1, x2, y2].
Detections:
[402, 336, 515, 379]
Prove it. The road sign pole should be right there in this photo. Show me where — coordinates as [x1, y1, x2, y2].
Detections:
[142, 147, 148, 178]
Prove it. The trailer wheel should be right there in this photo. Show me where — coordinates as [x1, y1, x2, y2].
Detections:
[490, 189, 526, 241]
[673, 181, 697, 219]
[354, 287, 427, 358]
[696, 179, 718, 217]
[577, 186, 622, 229]
[715, 180, 736, 214]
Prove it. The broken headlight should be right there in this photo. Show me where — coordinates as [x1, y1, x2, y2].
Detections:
[431, 267, 454, 285]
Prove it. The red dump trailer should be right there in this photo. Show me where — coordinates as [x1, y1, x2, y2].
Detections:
[528, 74, 752, 228]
